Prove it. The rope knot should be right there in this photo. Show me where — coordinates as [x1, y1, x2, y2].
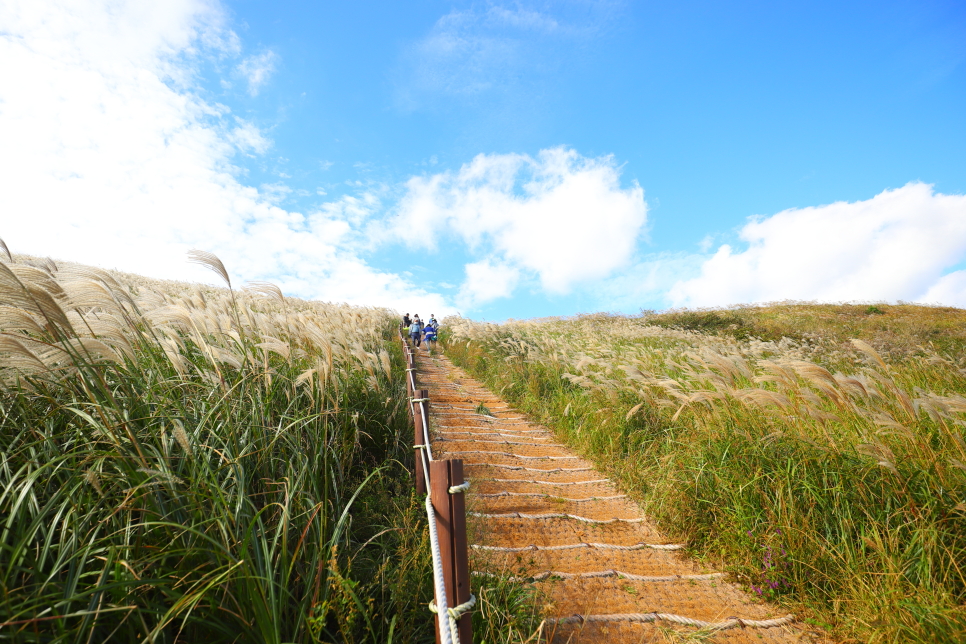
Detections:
[448, 593, 476, 619]
[428, 595, 477, 644]
[448, 481, 470, 494]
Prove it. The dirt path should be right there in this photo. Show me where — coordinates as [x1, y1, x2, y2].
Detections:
[414, 348, 826, 643]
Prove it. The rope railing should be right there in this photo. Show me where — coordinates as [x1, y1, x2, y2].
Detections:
[398, 327, 798, 638]
[471, 541, 685, 552]
[400, 327, 473, 644]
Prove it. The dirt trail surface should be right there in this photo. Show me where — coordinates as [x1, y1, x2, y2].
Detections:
[414, 349, 827, 644]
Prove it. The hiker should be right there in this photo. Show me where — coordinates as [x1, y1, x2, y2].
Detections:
[409, 315, 423, 347]
[423, 321, 438, 353]
[402, 313, 411, 329]
[427, 314, 438, 331]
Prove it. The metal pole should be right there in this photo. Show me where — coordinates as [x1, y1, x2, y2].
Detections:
[414, 389, 428, 495]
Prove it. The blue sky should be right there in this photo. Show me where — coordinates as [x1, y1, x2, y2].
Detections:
[2, 1, 965, 319]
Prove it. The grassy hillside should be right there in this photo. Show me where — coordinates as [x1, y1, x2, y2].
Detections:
[444, 304, 966, 644]
[644, 303, 966, 360]
[0, 253, 537, 643]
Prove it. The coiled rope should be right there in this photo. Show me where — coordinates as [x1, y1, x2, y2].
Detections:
[469, 511, 644, 524]
[439, 432, 563, 447]
[474, 491, 627, 502]
[549, 612, 796, 630]
[436, 426, 548, 433]
[471, 541, 683, 552]
[449, 481, 471, 494]
[439, 430, 557, 440]
[429, 594, 477, 644]
[473, 570, 723, 582]
[438, 437, 566, 447]
[447, 451, 579, 460]
[472, 477, 611, 486]
[464, 463, 594, 472]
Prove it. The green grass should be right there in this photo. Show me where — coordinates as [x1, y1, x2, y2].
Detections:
[0, 255, 540, 643]
[475, 402, 494, 417]
[0, 270, 424, 642]
[442, 305, 966, 644]
[644, 302, 966, 359]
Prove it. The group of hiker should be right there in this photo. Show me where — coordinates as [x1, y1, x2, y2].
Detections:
[403, 313, 438, 350]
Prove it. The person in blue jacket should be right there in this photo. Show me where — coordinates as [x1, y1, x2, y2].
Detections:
[423, 321, 438, 353]
[409, 315, 423, 347]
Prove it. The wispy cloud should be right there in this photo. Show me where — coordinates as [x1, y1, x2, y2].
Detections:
[227, 118, 272, 154]
[585, 252, 708, 312]
[395, 1, 619, 109]
[236, 49, 279, 96]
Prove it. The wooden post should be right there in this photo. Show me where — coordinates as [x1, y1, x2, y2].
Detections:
[430, 460, 454, 644]
[429, 459, 473, 644]
[448, 459, 472, 644]
[414, 389, 429, 495]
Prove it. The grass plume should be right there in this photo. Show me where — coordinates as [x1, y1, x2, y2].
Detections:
[443, 305, 966, 643]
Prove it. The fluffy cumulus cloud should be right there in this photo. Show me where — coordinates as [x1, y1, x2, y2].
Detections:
[670, 183, 966, 307]
[0, 0, 449, 314]
[395, 147, 648, 306]
[458, 260, 520, 309]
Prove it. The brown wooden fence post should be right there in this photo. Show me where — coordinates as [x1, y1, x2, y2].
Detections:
[428, 459, 473, 644]
[448, 459, 472, 643]
[414, 389, 428, 495]
[430, 460, 454, 644]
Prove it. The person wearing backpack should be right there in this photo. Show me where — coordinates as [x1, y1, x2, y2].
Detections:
[423, 321, 438, 353]
[409, 315, 423, 347]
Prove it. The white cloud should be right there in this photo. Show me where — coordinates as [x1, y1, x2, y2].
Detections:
[236, 49, 279, 96]
[395, 147, 648, 299]
[458, 260, 520, 308]
[919, 271, 966, 307]
[398, 9, 524, 104]
[0, 0, 451, 315]
[227, 118, 271, 154]
[487, 6, 561, 32]
[395, 2, 615, 109]
[259, 182, 292, 204]
[669, 183, 966, 308]
[587, 252, 708, 311]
